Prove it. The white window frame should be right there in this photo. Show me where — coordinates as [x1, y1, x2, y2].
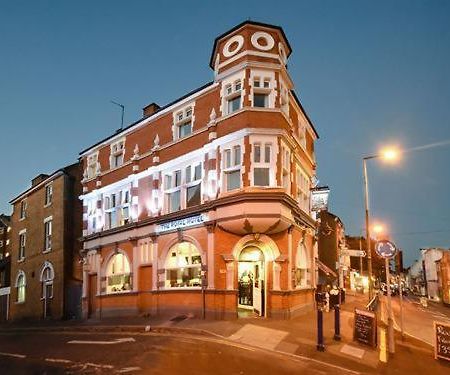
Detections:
[18, 229, 26, 261]
[40, 261, 55, 300]
[173, 104, 195, 140]
[103, 187, 131, 230]
[221, 71, 245, 116]
[163, 161, 203, 214]
[250, 135, 276, 187]
[221, 142, 242, 192]
[44, 183, 53, 207]
[86, 151, 99, 179]
[281, 144, 291, 194]
[16, 270, 26, 303]
[109, 139, 126, 169]
[295, 242, 310, 289]
[19, 200, 27, 220]
[249, 70, 276, 109]
[43, 216, 52, 252]
[296, 165, 310, 214]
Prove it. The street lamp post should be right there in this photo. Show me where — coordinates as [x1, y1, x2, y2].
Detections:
[363, 156, 375, 299]
[362, 148, 399, 300]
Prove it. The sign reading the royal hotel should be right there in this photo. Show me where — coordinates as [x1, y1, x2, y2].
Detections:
[157, 214, 207, 233]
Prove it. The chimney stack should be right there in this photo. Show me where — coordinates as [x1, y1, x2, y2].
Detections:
[143, 103, 160, 118]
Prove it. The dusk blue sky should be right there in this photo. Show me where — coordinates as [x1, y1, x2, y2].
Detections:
[1, 1, 449, 267]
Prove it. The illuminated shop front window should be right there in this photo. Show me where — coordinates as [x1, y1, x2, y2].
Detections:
[165, 242, 202, 288]
[295, 243, 310, 288]
[106, 253, 132, 293]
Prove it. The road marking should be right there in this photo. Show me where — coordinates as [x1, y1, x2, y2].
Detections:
[0, 352, 26, 359]
[118, 367, 142, 373]
[45, 358, 73, 364]
[85, 362, 114, 369]
[67, 337, 136, 345]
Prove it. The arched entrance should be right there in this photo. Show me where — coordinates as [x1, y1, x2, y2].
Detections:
[238, 246, 265, 316]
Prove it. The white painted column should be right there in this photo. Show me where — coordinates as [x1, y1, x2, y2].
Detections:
[273, 262, 281, 291]
[132, 243, 139, 292]
[152, 240, 159, 291]
[226, 262, 235, 290]
[288, 227, 293, 290]
[207, 227, 215, 289]
[96, 252, 102, 295]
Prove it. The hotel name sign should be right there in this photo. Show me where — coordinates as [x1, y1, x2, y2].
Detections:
[156, 214, 207, 233]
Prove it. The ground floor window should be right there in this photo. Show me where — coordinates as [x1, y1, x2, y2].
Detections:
[165, 242, 202, 288]
[106, 252, 132, 293]
[295, 243, 309, 288]
[40, 262, 54, 299]
[16, 271, 26, 303]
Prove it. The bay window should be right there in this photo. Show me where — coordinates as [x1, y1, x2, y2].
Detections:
[252, 76, 271, 108]
[296, 166, 310, 213]
[253, 143, 272, 186]
[281, 146, 290, 193]
[223, 145, 241, 191]
[224, 80, 242, 114]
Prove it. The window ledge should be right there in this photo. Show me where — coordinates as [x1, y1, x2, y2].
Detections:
[43, 249, 51, 254]
[15, 301, 25, 305]
[44, 203, 52, 208]
[17, 258, 25, 263]
[19, 217, 26, 222]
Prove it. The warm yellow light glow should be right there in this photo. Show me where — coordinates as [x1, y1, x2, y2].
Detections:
[380, 147, 399, 162]
[373, 224, 385, 235]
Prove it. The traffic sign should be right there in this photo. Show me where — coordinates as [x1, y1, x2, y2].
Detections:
[375, 240, 397, 259]
[341, 249, 367, 257]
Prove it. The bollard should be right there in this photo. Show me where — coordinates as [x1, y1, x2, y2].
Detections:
[333, 304, 341, 341]
[379, 326, 388, 363]
[317, 308, 325, 351]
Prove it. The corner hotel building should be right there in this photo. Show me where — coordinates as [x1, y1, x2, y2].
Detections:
[79, 21, 319, 319]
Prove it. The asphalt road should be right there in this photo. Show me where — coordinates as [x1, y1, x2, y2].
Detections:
[390, 295, 450, 345]
[0, 331, 362, 375]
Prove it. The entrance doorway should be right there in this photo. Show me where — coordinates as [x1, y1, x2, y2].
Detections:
[238, 246, 265, 317]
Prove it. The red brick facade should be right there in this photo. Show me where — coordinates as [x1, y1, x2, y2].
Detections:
[80, 21, 319, 319]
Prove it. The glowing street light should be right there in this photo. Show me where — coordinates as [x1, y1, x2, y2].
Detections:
[372, 224, 385, 237]
[363, 146, 400, 299]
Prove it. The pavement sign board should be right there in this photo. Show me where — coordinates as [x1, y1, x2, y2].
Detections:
[434, 321, 450, 362]
[353, 308, 377, 348]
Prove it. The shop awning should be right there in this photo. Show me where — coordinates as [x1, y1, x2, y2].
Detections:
[316, 259, 337, 278]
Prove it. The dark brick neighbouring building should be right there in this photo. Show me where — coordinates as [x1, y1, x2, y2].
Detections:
[9, 163, 83, 320]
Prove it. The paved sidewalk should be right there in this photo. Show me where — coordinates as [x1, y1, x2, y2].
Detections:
[1, 293, 449, 374]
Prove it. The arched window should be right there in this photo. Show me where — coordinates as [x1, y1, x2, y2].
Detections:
[295, 243, 310, 288]
[165, 242, 202, 288]
[106, 252, 131, 294]
[16, 271, 26, 303]
[40, 262, 55, 299]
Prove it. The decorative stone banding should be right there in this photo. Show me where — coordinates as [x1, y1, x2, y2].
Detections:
[251, 31, 275, 51]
